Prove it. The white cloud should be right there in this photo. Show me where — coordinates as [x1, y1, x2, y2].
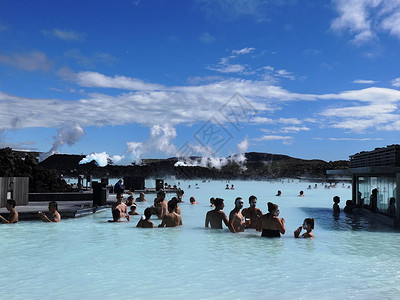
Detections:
[331, 0, 400, 43]
[0, 51, 52, 71]
[391, 78, 400, 87]
[253, 135, 294, 142]
[42, 28, 84, 41]
[328, 137, 383, 141]
[280, 126, 310, 133]
[75, 71, 164, 91]
[353, 79, 378, 84]
[232, 47, 255, 55]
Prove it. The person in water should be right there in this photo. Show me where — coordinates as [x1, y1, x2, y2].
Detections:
[229, 197, 245, 233]
[205, 198, 235, 233]
[294, 218, 314, 238]
[136, 207, 154, 228]
[190, 197, 198, 205]
[158, 199, 182, 227]
[0, 199, 18, 224]
[39, 201, 61, 223]
[276, 190, 282, 197]
[209, 197, 215, 207]
[242, 195, 263, 229]
[258, 202, 285, 237]
[128, 203, 139, 216]
[112, 193, 130, 222]
[343, 200, 355, 213]
[298, 190, 305, 197]
[136, 192, 147, 202]
[333, 196, 340, 213]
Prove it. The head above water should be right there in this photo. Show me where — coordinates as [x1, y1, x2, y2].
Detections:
[235, 197, 244, 208]
[48, 201, 58, 211]
[267, 202, 278, 213]
[303, 218, 314, 230]
[333, 196, 340, 204]
[168, 198, 178, 212]
[249, 195, 257, 207]
[213, 198, 224, 208]
[144, 207, 152, 219]
[6, 199, 16, 208]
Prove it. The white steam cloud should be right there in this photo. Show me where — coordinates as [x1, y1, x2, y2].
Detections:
[39, 123, 85, 161]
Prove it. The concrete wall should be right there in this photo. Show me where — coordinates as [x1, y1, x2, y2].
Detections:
[0, 177, 29, 207]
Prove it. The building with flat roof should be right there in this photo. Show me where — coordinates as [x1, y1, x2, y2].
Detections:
[327, 145, 400, 227]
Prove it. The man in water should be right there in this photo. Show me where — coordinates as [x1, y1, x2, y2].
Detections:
[158, 199, 182, 227]
[112, 193, 130, 221]
[39, 201, 61, 222]
[0, 199, 18, 224]
[229, 197, 245, 232]
[205, 198, 235, 233]
[242, 195, 263, 229]
[156, 190, 168, 219]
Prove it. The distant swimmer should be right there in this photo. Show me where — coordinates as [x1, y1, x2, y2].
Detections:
[158, 199, 182, 228]
[231, 184, 235, 190]
[307, 185, 312, 189]
[112, 193, 130, 222]
[242, 195, 263, 229]
[258, 202, 285, 237]
[343, 200, 355, 213]
[229, 197, 245, 232]
[333, 196, 340, 213]
[126, 195, 135, 206]
[387, 197, 396, 218]
[225, 184, 230, 190]
[205, 198, 235, 233]
[294, 218, 314, 238]
[0, 199, 18, 224]
[190, 197, 198, 205]
[39, 201, 61, 223]
[136, 192, 147, 202]
[128, 203, 139, 216]
[276, 190, 282, 197]
[136, 207, 154, 228]
[298, 190, 305, 197]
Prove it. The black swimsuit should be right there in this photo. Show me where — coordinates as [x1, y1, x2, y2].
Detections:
[261, 229, 280, 237]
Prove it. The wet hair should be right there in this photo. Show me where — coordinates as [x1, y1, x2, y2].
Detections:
[127, 195, 133, 200]
[168, 198, 178, 212]
[304, 218, 314, 229]
[209, 197, 215, 205]
[235, 197, 243, 204]
[6, 199, 16, 208]
[213, 198, 224, 207]
[116, 193, 123, 200]
[190, 197, 195, 203]
[267, 202, 278, 213]
[249, 195, 257, 202]
[49, 201, 58, 211]
[144, 207, 152, 219]
[333, 196, 340, 203]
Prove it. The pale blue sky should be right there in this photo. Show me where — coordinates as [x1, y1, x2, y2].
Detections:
[1, 0, 400, 164]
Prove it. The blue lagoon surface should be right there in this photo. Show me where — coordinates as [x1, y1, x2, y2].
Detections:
[1, 179, 400, 299]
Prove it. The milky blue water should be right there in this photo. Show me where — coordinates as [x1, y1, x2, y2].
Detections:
[1, 179, 400, 300]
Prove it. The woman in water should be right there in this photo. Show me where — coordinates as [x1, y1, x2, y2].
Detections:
[294, 218, 314, 238]
[258, 202, 285, 237]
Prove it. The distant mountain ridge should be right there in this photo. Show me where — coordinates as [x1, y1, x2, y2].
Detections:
[33, 151, 349, 179]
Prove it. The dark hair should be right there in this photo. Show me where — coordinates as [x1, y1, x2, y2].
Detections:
[157, 190, 166, 199]
[333, 196, 340, 203]
[213, 198, 224, 207]
[190, 197, 195, 203]
[304, 218, 314, 229]
[49, 201, 58, 211]
[210, 197, 215, 204]
[235, 197, 243, 203]
[6, 199, 16, 208]
[144, 207, 152, 219]
[267, 202, 278, 213]
[390, 197, 396, 204]
[249, 195, 257, 202]
[168, 199, 178, 212]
